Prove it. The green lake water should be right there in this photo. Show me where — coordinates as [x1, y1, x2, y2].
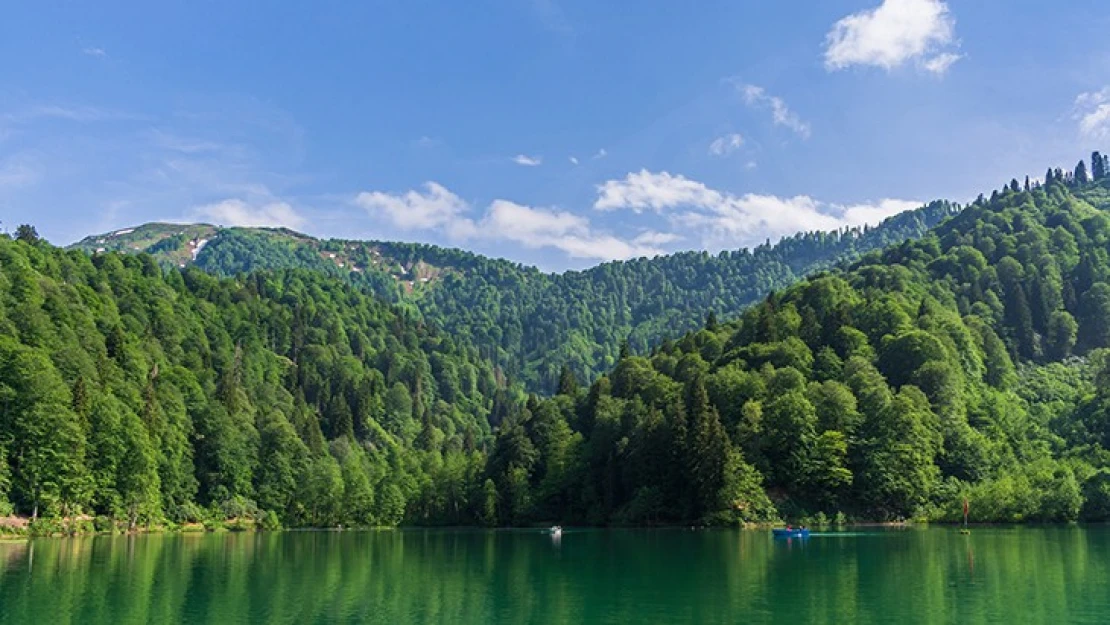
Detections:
[1, 527, 1107, 624]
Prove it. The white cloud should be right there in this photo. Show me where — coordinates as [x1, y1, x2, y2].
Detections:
[355, 182, 470, 231]
[481, 200, 594, 253]
[594, 170, 921, 248]
[1076, 88, 1110, 140]
[354, 182, 663, 261]
[921, 52, 963, 75]
[734, 83, 811, 138]
[593, 148, 608, 159]
[193, 198, 305, 229]
[824, 0, 960, 74]
[471, 199, 665, 260]
[513, 154, 543, 166]
[834, 198, 923, 226]
[483, 199, 581, 236]
[82, 47, 107, 58]
[708, 133, 744, 157]
[478, 199, 667, 260]
[596, 169, 725, 213]
[569, 156, 579, 165]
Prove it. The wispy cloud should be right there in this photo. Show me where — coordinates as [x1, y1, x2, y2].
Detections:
[593, 148, 608, 160]
[708, 133, 744, 157]
[1076, 88, 1110, 140]
[633, 231, 682, 246]
[569, 156, 579, 165]
[148, 129, 235, 155]
[595, 169, 921, 248]
[513, 154, 543, 167]
[82, 47, 108, 58]
[730, 82, 811, 139]
[824, 0, 961, 75]
[4, 104, 129, 124]
[921, 52, 962, 75]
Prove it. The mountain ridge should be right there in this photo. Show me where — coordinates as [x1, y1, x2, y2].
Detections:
[69, 200, 961, 393]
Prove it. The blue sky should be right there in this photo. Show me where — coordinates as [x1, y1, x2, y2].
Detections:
[2, 0, 1110, 270]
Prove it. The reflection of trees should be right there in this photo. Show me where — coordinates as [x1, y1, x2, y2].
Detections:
[0, 541, 29, 577]
[0, 529, 1106, 623]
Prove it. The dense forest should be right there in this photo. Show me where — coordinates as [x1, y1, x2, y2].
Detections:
[7, 153, 1110, 530]
[0, 235, 520, 529]
[74, 201, 959, 393]
[479, 156, 1110, 525]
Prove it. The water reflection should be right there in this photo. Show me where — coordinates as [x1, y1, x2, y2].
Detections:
[0, 528, 1106, 624]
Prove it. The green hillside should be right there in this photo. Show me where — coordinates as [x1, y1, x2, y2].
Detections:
[72, 201, 959, 393]
[478, 165, 1110, 525]
[0, 235, 518, 529]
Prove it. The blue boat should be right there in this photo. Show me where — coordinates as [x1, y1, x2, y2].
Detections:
[772, 528, 810, 539]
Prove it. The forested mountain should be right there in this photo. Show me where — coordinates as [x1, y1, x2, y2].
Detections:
[0, 234, 518, 528]
[72, 200, 959, 393]
[10, 153, 1110, 530]
[479, 156, 1110, 526]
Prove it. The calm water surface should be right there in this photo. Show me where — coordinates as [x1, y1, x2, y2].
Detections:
[1, 527, 1107, 624]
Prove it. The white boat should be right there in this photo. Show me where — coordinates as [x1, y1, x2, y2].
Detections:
[549, 525, 562, 536]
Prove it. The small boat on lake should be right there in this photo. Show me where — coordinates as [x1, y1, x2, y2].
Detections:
[772, 527, 810, 539]
[549, 525, 562, 537]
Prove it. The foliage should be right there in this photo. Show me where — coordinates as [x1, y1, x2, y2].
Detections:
[22, 156, 1110, 526]
[476, 167, 1110, 524]
[72, 203, 960, 393]
[0, 235, 513, 527]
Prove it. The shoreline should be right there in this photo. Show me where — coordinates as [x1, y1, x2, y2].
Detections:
[2, 518, 1097, 540]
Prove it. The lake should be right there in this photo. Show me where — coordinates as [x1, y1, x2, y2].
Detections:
[1, 527, 1107, 624]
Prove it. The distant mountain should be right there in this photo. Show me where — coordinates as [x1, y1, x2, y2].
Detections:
[72, 201, 962, 392]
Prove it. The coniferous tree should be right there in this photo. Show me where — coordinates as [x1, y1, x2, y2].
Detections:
[556, 365, 579, 397]
[684, 377, 729, 520]
[1093, 152, 1107, 180]
[705, 311, 719, 332]
[1075, 160, 1090, 184]
[14, 224, 39, 244]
